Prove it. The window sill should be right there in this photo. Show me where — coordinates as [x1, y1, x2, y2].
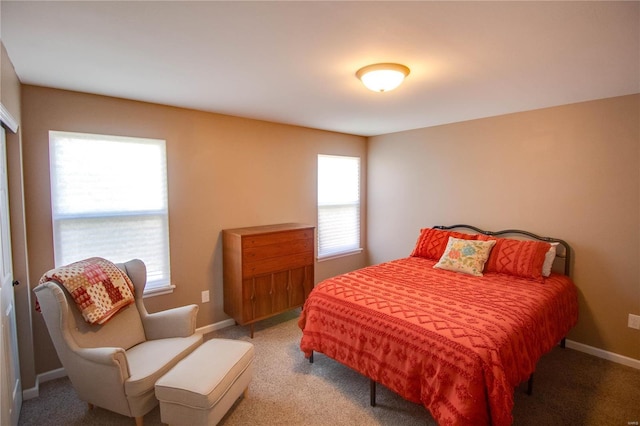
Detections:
[143, 284, 175, 298]
[317, 248, 363, 262]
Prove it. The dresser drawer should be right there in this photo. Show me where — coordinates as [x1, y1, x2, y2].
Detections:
[242, 229, 314, 248]
[243, 251, 313, 277]
[243, 238, 313, 261]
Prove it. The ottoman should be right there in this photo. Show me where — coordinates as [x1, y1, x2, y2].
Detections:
[155, 338, 255, 425]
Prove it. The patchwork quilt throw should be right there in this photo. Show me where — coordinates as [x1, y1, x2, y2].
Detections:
[38, 257, 135, 325]
[299, 257, 578, 426]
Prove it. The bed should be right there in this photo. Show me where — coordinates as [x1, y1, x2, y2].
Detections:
[298, 225, 578, 425]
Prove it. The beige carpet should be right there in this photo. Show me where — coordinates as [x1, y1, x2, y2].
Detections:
[19, 311, 640, 425]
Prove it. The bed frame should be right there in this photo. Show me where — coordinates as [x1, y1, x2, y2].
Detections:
[308, 224, 573, 407]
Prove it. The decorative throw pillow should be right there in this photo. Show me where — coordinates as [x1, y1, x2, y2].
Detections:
[479, 236, 551, 281]
[433, 237, 496, 276]
[542, 242, 559, 277]
[411, 228, 477, 260]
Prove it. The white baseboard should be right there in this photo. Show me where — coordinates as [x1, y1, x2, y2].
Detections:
[566, 339, 640, 370]
[22, 367, 67, 400]
[196, 318, 236, 335]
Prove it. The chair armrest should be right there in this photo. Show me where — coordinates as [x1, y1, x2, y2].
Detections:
[75, 347, 128, 367]
[35, 281, 133, 409]
[70, 347, 131, 385]
[142, 304, 198, 340]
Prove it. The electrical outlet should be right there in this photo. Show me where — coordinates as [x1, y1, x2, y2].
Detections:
[628, 314, 640, 330]
[201, 290, 210, 303]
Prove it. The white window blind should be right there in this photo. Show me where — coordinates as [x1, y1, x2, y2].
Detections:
[49, 131, 172, 294]
[317, 154, 361, 259]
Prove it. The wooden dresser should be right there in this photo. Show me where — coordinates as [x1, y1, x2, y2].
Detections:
[222, 223, 315, 337]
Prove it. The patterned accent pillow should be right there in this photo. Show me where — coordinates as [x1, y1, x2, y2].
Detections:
[478, 235, 551, 281]
[434, 237, 496, 276]
[411, 228, 477, 260]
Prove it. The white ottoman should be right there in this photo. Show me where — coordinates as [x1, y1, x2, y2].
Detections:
[155, 338, 255, 426]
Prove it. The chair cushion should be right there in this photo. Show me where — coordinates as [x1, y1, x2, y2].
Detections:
[124, 334, 203, 397]
[155, 339, 255, 409]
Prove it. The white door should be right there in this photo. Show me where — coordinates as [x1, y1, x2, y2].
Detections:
[0, 126, 21, 426]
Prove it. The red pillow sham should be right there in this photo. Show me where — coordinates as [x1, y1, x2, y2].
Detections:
[411, 228, 477, 260]
[477, 235, 551, 281]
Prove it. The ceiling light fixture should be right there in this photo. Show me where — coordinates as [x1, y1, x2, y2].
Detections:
[356, 63, 410, 92]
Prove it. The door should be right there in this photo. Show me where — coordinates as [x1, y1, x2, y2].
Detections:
[0, 126, 21, 426]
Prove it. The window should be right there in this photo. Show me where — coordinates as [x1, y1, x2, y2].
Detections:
[49, 131, 172, 295]
[317, 154, 361, 259]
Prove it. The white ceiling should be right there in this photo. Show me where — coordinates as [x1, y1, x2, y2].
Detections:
[2, 1, 639, 136]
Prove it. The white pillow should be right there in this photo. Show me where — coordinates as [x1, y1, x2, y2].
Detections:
[542, 243, 559, 277]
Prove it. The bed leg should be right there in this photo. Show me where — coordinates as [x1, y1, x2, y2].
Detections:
[527, 374, 533, 395]
[560, 338, 566, 348]
[370, 379, 376, 407]
[309, 351, 314, 364]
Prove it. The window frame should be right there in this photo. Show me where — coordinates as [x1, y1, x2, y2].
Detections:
[317, 154, 362, 261]
[48, 130, 173, 296]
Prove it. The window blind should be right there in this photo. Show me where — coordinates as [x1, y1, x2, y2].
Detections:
[49, 131, 172, 293]
[317, 154, 361, 258]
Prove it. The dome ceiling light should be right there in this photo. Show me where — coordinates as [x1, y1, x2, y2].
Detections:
[355, 63, 410, 92]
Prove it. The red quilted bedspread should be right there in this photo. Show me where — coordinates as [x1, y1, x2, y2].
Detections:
[299, 257, 578, 425]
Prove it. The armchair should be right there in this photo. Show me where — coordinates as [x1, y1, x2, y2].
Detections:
[34, 259, 203, 426]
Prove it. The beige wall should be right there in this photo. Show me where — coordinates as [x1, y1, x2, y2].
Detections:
[367, 94, 640, 359]
[20, 85, 367, 374]
[1, 44, 20, 119]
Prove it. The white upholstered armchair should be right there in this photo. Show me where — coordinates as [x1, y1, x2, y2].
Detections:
[34, 259, 203, 426]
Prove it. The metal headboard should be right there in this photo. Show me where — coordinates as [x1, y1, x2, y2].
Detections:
[434, 224, 572, 277]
